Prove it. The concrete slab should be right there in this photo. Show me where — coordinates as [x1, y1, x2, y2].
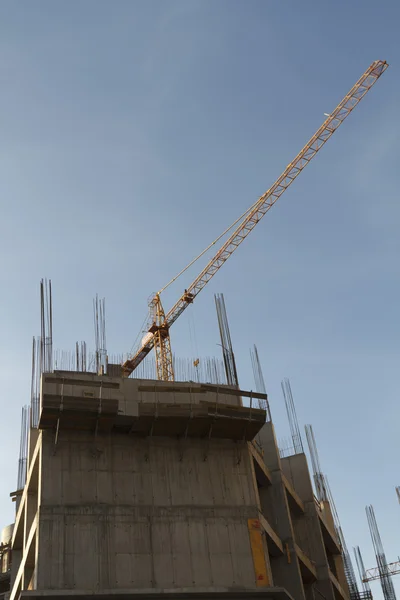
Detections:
[20, 586, 294, 600]
[39, 373, 266, 441]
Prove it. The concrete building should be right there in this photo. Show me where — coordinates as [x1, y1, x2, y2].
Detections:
[2, 370, 350, 600]
[0, 525, 13, 600]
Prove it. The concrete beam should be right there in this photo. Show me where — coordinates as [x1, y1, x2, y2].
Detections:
[12, 439, 40, 550]
[20, 587, 294, 600]
[139, 383, 268, 401]
[39, 396, 266, 441]
[281, 476, 305, 516]
[294, 544, 317, 583]
[258, 514, 283, 557]
[317, 512, 341, 555]
[10, 517, 37, 600]
[328, 569, 349, 600]
[249, 444, 272, 488]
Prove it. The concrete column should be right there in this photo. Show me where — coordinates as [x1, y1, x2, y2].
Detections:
[257, 423, 306, 600]
[320, 501, 348, 593]
[28, 429, 40, 469]
[23, 493, 37, 550]
[280, 453, 347, 600]
[9, 549, 22, 590]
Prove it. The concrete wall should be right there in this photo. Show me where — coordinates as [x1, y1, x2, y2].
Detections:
[280, 455, 316, 562]
[256, 423, 306, 600]
[36, 430, 260, 591]
[42, 374, 244, 414]
[9, 372, 351, 600]
[280, 455, 348, 600]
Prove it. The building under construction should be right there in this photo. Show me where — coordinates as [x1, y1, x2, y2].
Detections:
[1, 365, 354, 600]
[0, 285, 375, 600]
[0, 60, 389, 600]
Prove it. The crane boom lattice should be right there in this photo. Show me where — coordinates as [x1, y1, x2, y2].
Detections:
[122, 60, 388, 379]
[363, 561, 400, 583]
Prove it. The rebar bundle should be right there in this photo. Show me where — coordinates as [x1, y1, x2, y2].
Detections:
[40, 278, 53, 373]
[281, 379, 303, 455]
[335, 527, 360, 599]
[30, 337, 41, 428]
[354, 546, 372, 595]
[366, 505, 397, 600]
[250, 345, 270, 419]
[31, 279, 54, 428]
[75, 341, 88, 372]
[305, 424, 328, 502]
[214, 293, 239, 387]
[17, 406, 30, 491]
[305, 425, 361, 597]
[53, 350, 228, 386]
[94, 295, 107, 375]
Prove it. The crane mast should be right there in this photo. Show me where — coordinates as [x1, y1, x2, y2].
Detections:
[122, 60, 388, 380]
[148, 294, 175, 382]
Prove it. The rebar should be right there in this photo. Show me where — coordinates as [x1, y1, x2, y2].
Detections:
[366, 505, 397, 600]
[214, 293, 239, 387]
[281, 379, 303, 455]
[94, 294, 107, 375]
[354, 546, 371, 593]
[250, 345, 270, 419]
[40, 278, 53, 373]
[305, 424, 328, 502]
[17, 406, 30, 490]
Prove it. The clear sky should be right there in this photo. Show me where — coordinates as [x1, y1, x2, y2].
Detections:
[0, 1, 398, 597]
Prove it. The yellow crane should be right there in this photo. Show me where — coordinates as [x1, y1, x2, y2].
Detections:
[122, 60, 388, 381]
[363, 560, 400, 582]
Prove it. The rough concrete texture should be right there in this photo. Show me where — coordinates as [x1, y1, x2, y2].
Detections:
[256, 425, 306, 600]
[9, 373, 350, 600]
[39, 374, 266, 441]
[36, 430, 260, 592]
[42, 373, 246, 411]
[280, 454, 348, 600]
[20, 587, 294, 600]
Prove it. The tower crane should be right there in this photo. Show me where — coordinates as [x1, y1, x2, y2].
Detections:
[122, 60, 388, 381]
[363, 561, 400, 583]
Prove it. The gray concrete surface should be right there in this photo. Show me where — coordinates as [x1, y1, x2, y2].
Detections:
[36, 431, 259, 591]
[20, 586, 294, 600]
[8, 373, 350, 600]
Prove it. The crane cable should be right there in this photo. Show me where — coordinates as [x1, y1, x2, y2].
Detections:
[125, 192, 270, 366]
[129, 311, 150, 355]
[158, 195, 263, 295]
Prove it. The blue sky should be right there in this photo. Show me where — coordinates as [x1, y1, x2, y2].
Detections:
[0, 1, 399, 596]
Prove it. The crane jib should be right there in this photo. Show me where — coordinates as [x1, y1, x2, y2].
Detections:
[122, 60, 388, 378]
